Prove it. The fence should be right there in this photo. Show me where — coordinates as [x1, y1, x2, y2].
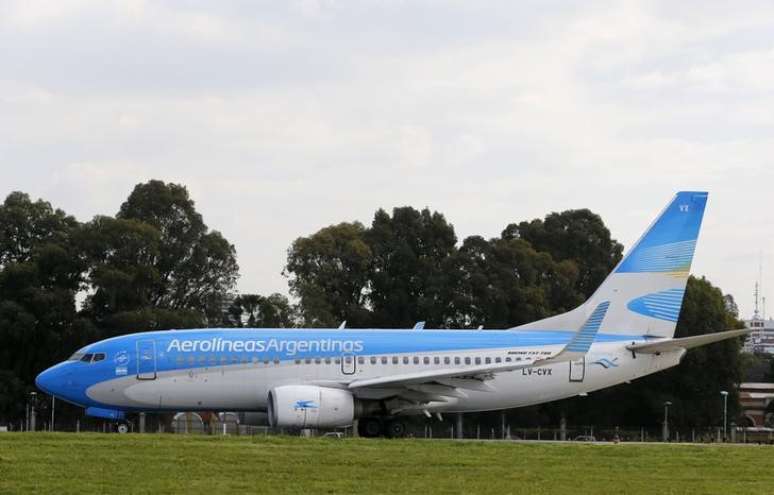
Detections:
[6, 414, 773, 444]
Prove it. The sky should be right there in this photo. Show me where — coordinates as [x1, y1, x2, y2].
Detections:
[1, 0, 773, 319]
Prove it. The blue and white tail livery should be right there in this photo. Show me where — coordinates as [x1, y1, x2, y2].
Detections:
[36, 192, 749, 436]
[517, 191, 707, 339]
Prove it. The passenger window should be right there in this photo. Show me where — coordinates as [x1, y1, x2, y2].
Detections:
[220, 356, 228, 364]
[358, 357, 365, 365]
[370, 357, 377, 365]
[232, 356, 239, 364]
[454, 357, 461, 365]
[403, 356, 409, 365]
[505, 357, 512, 362]
[208, 356, 216, 365]
[423, 357, 430, 365]
[465, 357, 471, 365]
[188, 356, 195, 365]
[295, 359, 301, 365]
[381, 356, 388, 365]
[413, 357, 420, 365]
[335, 358, 341, 364]
[433, 357, 440, 365]
[252, 357, 259, 365]
[304, 358, 312, 364]
[199, 356, 207, 364]
[444, 357, 451, 365]
[175, 356, 184, 365]
[344, 356, 352, 364]
[274, 358, 280, 365]
[495, 357, 502, 363]
[241, 356, 249, 364]
[325, 357, 332, 364]
[392, 356, 399, 365]
[475, 357, 481, 365]
[485, 357, 491, 364]
[315, 358, 321, 364]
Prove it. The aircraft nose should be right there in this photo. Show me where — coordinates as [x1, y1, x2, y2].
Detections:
[35, 365, 61, 396]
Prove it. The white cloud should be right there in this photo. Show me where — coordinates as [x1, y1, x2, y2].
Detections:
[1, 1, 773, 317]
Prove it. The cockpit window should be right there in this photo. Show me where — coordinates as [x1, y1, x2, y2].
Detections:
[80, 353, 93, 363]
[68, 352, 85, 361]
[92, 353, 106, 362]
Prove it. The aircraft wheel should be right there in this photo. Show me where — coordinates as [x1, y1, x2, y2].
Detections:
[357, 418, 383, 438]
[117, 422, 129, 434]
[385, 420, 406, 438]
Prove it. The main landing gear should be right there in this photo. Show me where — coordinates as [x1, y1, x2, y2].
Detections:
[115, 420, 131, 434]
[357, 417, 407, 438]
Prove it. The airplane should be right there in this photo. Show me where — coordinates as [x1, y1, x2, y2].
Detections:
[35, 191, 749, 437]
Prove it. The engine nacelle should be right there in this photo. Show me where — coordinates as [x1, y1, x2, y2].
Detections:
[268, 385, 355, 428]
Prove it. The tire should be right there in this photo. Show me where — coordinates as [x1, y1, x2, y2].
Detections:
[385, 420, 406, 439]
[117, 423, 129, 434]
[357, 418, 383, 438]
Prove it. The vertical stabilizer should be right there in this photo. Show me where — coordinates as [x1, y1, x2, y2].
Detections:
[515, 191, 708, 338]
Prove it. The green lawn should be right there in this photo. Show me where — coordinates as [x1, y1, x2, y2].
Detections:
[0, 433, 770, 494]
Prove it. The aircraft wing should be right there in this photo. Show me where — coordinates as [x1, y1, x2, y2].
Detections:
[626, 328, 750, 354]
[344, 349, 586, 411]
[346, 302, 611, 408]
[347, 355, 548, 391]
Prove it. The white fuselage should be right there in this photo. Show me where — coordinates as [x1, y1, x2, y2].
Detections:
[84, 339, 684, 416]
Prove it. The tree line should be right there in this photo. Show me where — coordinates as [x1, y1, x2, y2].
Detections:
[0, 180, 746, 428]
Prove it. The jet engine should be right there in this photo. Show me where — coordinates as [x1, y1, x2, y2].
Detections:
[268, 385, 355, 428]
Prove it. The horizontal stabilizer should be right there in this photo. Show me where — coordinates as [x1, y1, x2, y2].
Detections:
[626, 329, 750, 354]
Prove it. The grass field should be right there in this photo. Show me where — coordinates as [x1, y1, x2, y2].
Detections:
[0, 433, 772, 494]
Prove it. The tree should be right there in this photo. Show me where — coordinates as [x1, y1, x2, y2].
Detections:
[285, 222, 372, 327]
[0, 192, 96, 423]
[661, 276, 745, 427]
[116, 180, 239, 320]
[75, 216, 204, 334]
[503, 209, 623, 298]
[225, 293, 295, 328]
[78, 216, 161, 320]
[367, 207, 457, 328]
[76, 181, 240, 333]
[0, 192, 79, 268]
[448, 235, 582, 328]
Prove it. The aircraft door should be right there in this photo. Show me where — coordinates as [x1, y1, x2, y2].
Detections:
[137, 340, 157, 380]
[341, 354, 356, 375]
[569, 357, 585, 382]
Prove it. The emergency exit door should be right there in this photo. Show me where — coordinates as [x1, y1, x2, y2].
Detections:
[341, 354, 356, 375]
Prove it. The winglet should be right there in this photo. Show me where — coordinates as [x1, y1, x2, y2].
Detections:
[413, 321, 426, 330]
